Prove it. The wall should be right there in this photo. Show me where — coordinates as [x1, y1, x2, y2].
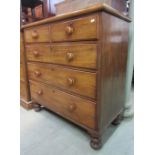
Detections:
[124, 0, 134, 117]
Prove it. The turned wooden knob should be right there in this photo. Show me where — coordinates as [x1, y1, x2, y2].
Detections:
[31, 30, 38, 38]
[68, 103, 76, 112]
[34, 70, 41, 77]
[67, 77, 75, 86]
[37, 90, 43, 96]
[66, 52, 74, 62]
[65, 25, 74, 35]
[33, 50, 39, 57]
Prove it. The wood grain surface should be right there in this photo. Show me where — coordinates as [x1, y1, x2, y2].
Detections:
[26, 43, 97, 69]
[24, 25, 50, 43]
[30, 81, 96, 129]
[50, 15, 98, 42]
[28, 62, 97, 99]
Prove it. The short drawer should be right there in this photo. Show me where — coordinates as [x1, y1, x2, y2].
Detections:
[50, 15, 98, 42]
[30, 81, 96, 129]
[24, 25, 50, 43]
[26, 43, 97, 69]
[28, 62, 96, 99]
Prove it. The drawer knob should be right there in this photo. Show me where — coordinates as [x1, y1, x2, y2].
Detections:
[34, 71, 41, 77]
[65, 25, 74, 35]
[37, 90, 43, 96]
[66, 52, 74, 62]
[68, 103, 76, 112]
[33, 51, 39, 57]
[31, 30, 38, 38]
[67, 78, 75, 86]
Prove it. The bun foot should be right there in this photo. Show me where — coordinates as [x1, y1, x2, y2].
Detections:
[90, 137, 102, 150]
[33, 103, 42, 112]
[112, 112, 123, 125]
[34, 106, 42, 112]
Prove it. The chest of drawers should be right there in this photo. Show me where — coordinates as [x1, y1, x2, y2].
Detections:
[21, 3, 131, 149]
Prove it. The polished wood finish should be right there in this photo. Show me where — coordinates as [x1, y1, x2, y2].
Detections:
[21, 3, 131, 29]
[28, 62, 96, 99]
[30, 81, 96, 129]
[20, 99, 33, 110]
[20, 32, 32, 109]
[50, 15, 98, 42]
[26, 43, 97, 69]
[20, 34, 24, 63]
[20, 80, 29, 100]
[97, 12, 129, 133]
[24, 25, 50, 43]
[20, 63, 25, 81]
[22, 4, 131, 149]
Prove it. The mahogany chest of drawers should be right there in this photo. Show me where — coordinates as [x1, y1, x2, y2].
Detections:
[21, 3, 131, 149]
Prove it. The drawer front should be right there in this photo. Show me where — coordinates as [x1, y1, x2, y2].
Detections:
[28, 63, 96, 99]
[50, 15, 98, 42]
[20, 80, 28, 100]
[24, 25, 50, 43]
[26, 44, 97, 69]
[20, 63, 25, 81]
[30, 81, 96, 129]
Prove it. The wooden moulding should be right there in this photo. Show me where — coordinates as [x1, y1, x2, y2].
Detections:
[21, 3, 131, 29]
[20, 99, 33, 110]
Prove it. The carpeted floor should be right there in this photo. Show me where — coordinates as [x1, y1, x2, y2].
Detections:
[20, 91, 134, 155]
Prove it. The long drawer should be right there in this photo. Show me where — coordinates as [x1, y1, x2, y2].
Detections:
[26, 43, 97, 69]
[24, 25, 50, 43]
[50, 15, 98, 42]
[28, 62, 96, 99]
[30, 81, 96, 129]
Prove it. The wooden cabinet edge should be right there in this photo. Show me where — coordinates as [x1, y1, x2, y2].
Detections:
[21, 3, 131, 30]
[20, 99, 33, 110]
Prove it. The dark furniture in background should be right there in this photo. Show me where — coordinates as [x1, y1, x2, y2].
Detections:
[21, 0, 55, 24]
[21, 0, 130, 24]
